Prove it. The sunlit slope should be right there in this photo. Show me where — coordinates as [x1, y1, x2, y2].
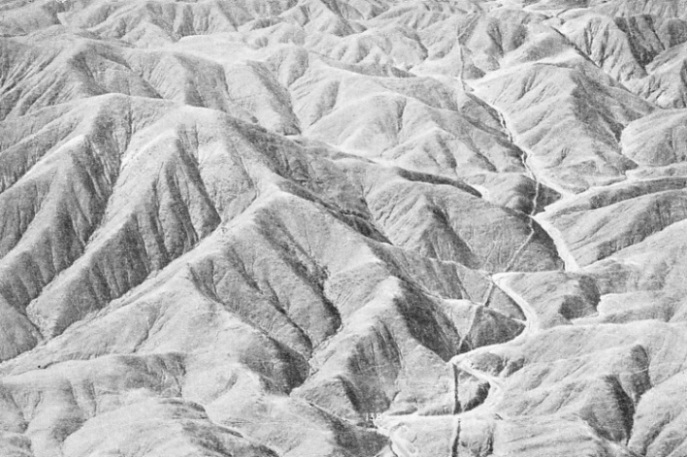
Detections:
[2, 0, 687, 456]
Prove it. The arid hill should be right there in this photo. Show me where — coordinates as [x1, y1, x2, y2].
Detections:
[1, 0, 687, 456]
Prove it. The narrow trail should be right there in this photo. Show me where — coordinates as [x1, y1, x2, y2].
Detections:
[443, 272, 541, 456]
[444, 68, 582, 456]
[462, 75, 578, 306]
[450, 272, 541, 366]
[470, 102, 545, 307]
[374, 416, 420, 457]
[450, 76, 574, 373]
[532, 213, 580, 271]
[454, 359, 505, 400]
[380, 52, 585, 457]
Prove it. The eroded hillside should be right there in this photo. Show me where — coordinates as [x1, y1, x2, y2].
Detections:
[1, 0, 686, 456]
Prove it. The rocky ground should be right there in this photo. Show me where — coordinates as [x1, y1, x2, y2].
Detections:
[1, 0, 687, 456]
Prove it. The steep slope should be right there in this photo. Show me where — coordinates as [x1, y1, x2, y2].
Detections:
[1, 0, 687, 456]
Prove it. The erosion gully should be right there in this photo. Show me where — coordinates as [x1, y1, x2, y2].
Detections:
[375, 75, 582, 457]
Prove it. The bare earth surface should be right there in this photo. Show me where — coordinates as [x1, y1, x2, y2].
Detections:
[1, 0, 687, 456]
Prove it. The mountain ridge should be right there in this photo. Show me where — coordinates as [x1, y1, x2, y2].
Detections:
[2, 0, 687, 456]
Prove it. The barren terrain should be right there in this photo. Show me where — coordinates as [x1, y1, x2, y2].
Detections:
[1, 0, 687, 456]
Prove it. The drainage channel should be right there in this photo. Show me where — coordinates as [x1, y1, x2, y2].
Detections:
[379, 63, 583, 457]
